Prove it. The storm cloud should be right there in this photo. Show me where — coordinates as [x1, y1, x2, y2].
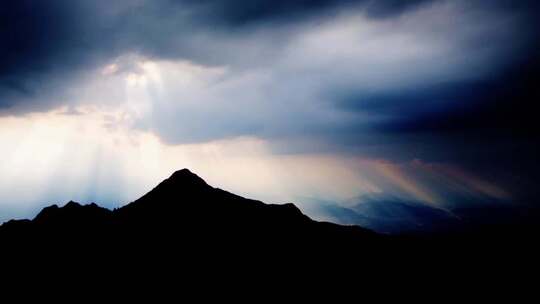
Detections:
[0, 0, 435, 111]
[3, 0, 535, 110]
[1, 0, 539, 221]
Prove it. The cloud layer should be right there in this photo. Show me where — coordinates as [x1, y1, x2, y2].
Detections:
[1, 0, 539, 223]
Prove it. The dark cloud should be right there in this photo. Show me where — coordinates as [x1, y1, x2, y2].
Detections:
[381, 65, 540, 138]
[1, 0, 537, 113]
[0, 0, 539, 200]
[0, 0, 437, 112]
[184, 0, 432, 25]
[0, 1, 124, 112]
[312, 9, 540, 199]
[199, 0, 540, 25]
[373, 49, 540, 198]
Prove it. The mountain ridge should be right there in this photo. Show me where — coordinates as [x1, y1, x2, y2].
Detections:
[1, 168, 538, 287]
[0, 169, 379, 250]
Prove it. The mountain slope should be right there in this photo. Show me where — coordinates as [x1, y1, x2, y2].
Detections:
[0, 169, 380, 257]
[1, 169, 538, 287]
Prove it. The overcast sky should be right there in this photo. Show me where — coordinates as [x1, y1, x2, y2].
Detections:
[1, 0, 539, 225]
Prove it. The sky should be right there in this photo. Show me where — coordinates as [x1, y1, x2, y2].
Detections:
[1, 0, 539, 230]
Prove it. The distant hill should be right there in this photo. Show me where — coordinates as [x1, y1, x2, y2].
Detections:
[317, 195, 459, 234]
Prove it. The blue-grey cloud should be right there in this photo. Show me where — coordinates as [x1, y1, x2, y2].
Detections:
[0, 0, 437, 113]
[1, 0, 539, 204]
[4, 0, 534, 109]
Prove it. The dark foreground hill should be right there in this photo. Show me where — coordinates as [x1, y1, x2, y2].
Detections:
[0, 169, 538, 292]
[1, 169, 380, 252]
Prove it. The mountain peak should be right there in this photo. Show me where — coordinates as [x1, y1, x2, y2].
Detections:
[167, 168, 208, 187]
[171, 168, 196, 177]
[64, 201, 82, 208]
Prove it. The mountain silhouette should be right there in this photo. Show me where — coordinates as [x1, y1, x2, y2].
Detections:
[0, 169, 382, 260]
[1, 169, 538, 288]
